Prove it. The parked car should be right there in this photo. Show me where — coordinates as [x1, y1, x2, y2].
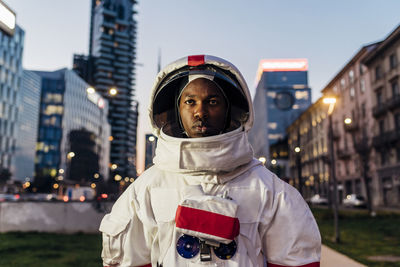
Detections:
[0, 193, 20, 202]
[308, 194, 329, 205]
[343, 194, 366, 208]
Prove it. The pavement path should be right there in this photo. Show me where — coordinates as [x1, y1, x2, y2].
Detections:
[321, 245, 366, 267]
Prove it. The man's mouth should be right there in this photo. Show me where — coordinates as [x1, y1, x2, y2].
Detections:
[193, 122, 209, 133]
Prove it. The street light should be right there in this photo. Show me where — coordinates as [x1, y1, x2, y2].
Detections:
[67, 152, 75, 159]
[323, 96, 340, 243]
[109, 87, 118, 96]
[294, 146, 302, 194]
[258, 156, 266, 165]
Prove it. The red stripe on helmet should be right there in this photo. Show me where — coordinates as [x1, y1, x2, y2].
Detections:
[175, 205, 240, 240]
[188, 55, 205, 66]
[268, 262, 320, 267]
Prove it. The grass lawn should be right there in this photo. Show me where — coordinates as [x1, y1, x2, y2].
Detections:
[312, 207, 400, 267]
[1, 209, 399, 266]
[0, 232, 102, 267]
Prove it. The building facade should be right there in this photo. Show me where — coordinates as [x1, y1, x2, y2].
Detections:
[34, 69, 110, 192]
[287, 97, 330, 198]
[249, 59, 312, 178]
[12, 70, 41, 182]
[74, 0, 139, 181]
[0, 2, 23, 179]
[287, 25, 400, 208]
[364, 25, 400, 207]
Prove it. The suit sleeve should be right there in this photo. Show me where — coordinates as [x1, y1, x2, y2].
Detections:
[259, 181, 321, 267]
[99, 184, 155, 267]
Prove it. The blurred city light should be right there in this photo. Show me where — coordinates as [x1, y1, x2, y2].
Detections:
[258, 156, 266, 165]
[344, 117, 352, 124]
[67, 152, 75, 159]
[86, 87, 95, 94]
[271, 159, 277, 165]
[109, 88, 118, 96]
[294, 146, 301, 153]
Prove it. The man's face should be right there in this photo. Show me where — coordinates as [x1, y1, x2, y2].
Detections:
[179, 78, 228, 138]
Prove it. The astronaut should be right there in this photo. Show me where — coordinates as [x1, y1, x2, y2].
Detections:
[100, 55, 321, 267]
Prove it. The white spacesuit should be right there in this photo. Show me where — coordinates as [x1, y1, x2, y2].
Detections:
[100, 55, 321, 267]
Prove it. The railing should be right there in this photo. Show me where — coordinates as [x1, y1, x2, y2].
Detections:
[388, 95, 400, 111]
[372, 104, 387, 118]
[337, 148, 352, 159]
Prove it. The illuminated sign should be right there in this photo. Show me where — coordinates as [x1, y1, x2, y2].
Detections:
[256, 59, 308, 83]
[0, 0, 16, 36]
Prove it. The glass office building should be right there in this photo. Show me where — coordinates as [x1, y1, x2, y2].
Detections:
[74, 0, 138, 181]
[34, 69, 110, 191]
[12, 70, 41, 181]
[0, 2, 24, 177]
[249, 59, 312, 167]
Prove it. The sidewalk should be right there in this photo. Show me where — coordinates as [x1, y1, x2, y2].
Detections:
[321, 245, 366, 267]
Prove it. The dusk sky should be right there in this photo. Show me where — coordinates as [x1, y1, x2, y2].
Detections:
[5, 0, 400, 171]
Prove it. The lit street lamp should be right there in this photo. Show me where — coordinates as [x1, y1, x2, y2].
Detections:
[323, 96, 340, 243]
[294, 146, 302, 195]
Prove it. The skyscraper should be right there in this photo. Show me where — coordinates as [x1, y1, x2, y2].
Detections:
[0, 1, 24, 179]
[249, 59, 312, 177]
[13, 70, 41, 182]
[74, 0, 138, 181]
[34, 69, 110, 192]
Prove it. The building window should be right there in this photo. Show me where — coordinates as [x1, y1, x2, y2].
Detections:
[360, 79, 365, 93]
[397, 147, 400, 163]
[340, 78, 346, 89]
[391, 80, 399, 97]
[350, 87, 355, 98]
[349, 70, 354, 83]
[375, 65, 383, 81]
[361, 103, 366, 118]
[379, 120, 385, 135]
[380, 151, 387, 165]
[389, 53, 398, 70]
[395, 113, 400, 131]
[376, 90, 383, 106]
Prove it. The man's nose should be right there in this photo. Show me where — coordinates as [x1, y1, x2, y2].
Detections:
[194, 103, 208, 119]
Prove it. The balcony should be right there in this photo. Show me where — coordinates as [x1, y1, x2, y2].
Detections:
[353, 139, 370, 154]
[372, 131, 393, 147]
[344, 121, 359, 132]
[388, 95, 400, 111]
[337, 148, 352, 159]
[101, 7, 117, 17]
[372, 104, 387, 118]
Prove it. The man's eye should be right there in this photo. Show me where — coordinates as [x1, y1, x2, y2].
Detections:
[184, 99, 194, 105]
[209, 99, 218, 105]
